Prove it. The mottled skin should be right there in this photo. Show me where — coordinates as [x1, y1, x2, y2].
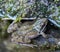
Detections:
[7, 18, 47, 43]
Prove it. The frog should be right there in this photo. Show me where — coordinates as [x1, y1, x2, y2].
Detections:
[7, 18, 48, 44]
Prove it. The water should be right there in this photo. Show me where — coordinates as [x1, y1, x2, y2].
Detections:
[0, 40, 60, 52]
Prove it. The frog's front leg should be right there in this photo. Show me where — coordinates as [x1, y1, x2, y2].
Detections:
[40, 32, 47, 38]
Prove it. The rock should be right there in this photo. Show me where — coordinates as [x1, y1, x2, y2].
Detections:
[47, 37, 57, 45]
[57, 42, 60, 45]
[32, 35, 48, 46]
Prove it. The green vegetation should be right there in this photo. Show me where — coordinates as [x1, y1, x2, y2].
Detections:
[0, 0, 60, 27]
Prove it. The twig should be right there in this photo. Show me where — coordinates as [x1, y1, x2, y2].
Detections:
[2, 17, 36, 21]
[19, 43, 38, 48]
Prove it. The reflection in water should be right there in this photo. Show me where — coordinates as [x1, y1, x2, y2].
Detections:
[13, 47, 39, 52]
[0, 39, 59, 52]
[0, 41, 9, 52]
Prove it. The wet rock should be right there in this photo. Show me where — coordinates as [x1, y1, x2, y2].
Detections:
[47, 37, 57, 45]
[32, 36, 48, 46]
[57, 42, 60, 46]
[56, 39, 60, 46]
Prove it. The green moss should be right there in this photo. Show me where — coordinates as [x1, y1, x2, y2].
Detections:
[6, 7, 12, 12]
